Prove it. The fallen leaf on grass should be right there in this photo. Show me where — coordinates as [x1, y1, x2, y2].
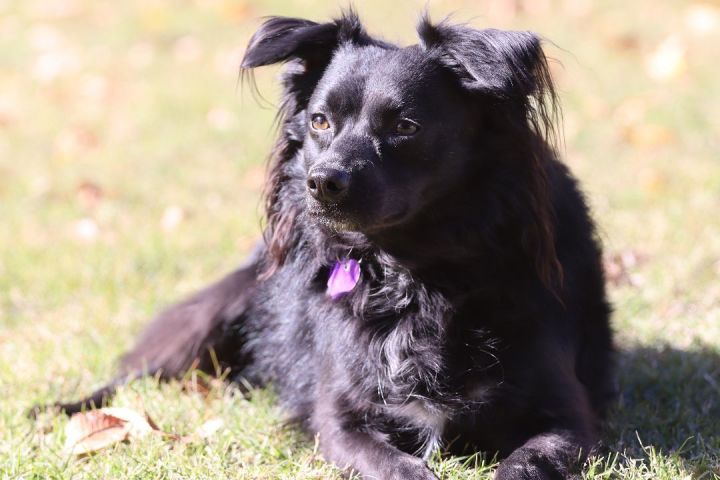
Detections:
[63, 407, 157, 455]
[182, 378, 211, 397]
[75, 181, 103, 210]
[181, 374, 214, 397]
[604, 250, 647, 287]
[608, 33, 641, 53]
[180, 372, 230, 405]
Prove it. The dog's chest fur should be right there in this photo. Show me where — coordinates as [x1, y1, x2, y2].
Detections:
[350, 312, 451, 457]
[311, 257, 459, 455]
[272, 242, 499, 455]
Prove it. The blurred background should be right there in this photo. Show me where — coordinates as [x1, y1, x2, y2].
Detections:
[1, 0, 719, 478]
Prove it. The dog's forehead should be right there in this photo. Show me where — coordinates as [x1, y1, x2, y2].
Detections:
[313, 45, 436, 110]
[366, 46, 436, 95]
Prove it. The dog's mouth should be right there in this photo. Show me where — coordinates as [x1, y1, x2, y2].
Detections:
[306, 201, 360, 232]
[307, 197, 410, 234]
[373, 206, 410, 229]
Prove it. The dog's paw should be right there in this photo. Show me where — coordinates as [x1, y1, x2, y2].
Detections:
[494, 463, 560, 480]
[387, 457, 439, 480]
[494, 449, 579, 480]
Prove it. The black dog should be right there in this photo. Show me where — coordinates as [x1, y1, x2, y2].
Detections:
[56, 11, 614, 480]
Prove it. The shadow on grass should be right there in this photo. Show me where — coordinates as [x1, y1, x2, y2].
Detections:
[605, 344, 720, 466]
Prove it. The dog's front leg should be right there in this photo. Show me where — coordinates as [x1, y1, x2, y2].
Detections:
[493, 429, 590, 480]
[312, 397, 438, 480]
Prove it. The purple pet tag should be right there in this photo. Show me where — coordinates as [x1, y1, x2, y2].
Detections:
[327, 259, 361, 299]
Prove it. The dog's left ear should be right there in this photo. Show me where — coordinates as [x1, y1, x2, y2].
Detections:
[417, 18, 550, 99]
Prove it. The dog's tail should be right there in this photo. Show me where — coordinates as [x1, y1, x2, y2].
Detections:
[40, 245, 263, 416]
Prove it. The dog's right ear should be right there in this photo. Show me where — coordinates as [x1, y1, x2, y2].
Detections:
[241, 17, 339, 69]
[242, 12, 375, 70]
[241, 12, 378, 126]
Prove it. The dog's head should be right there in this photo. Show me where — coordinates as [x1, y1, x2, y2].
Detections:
[243, 11, 561, 285]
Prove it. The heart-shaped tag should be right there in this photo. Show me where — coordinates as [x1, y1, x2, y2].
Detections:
[327, 259, 361, 299]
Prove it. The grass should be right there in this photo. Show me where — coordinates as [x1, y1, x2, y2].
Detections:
[1, 0, 719, 478]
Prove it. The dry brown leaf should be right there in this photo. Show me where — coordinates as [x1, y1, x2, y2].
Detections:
[604, 250, 646, 287]
[64, 410, 129, 455]
[63, 407, 156, 455]
[76, 181, 103, 210]
[100, 407, 156, 436]
[181, 373, 226, 400]
[181, 376, 211, 397]
[608, 33, 641, 53]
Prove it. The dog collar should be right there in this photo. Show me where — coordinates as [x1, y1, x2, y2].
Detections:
[327, 259, 360, 299]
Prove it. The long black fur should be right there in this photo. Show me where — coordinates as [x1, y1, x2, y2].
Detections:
[56, 11, 614, 480]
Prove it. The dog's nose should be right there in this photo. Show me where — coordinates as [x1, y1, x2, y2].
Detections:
[307, 168, 350, 203]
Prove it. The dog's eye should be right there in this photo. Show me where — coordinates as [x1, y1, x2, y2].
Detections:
[311, 114, 330, 131]
[395, 119, 419, 136]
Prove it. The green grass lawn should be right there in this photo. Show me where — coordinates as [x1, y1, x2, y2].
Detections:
[1, 0, 719, 478]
